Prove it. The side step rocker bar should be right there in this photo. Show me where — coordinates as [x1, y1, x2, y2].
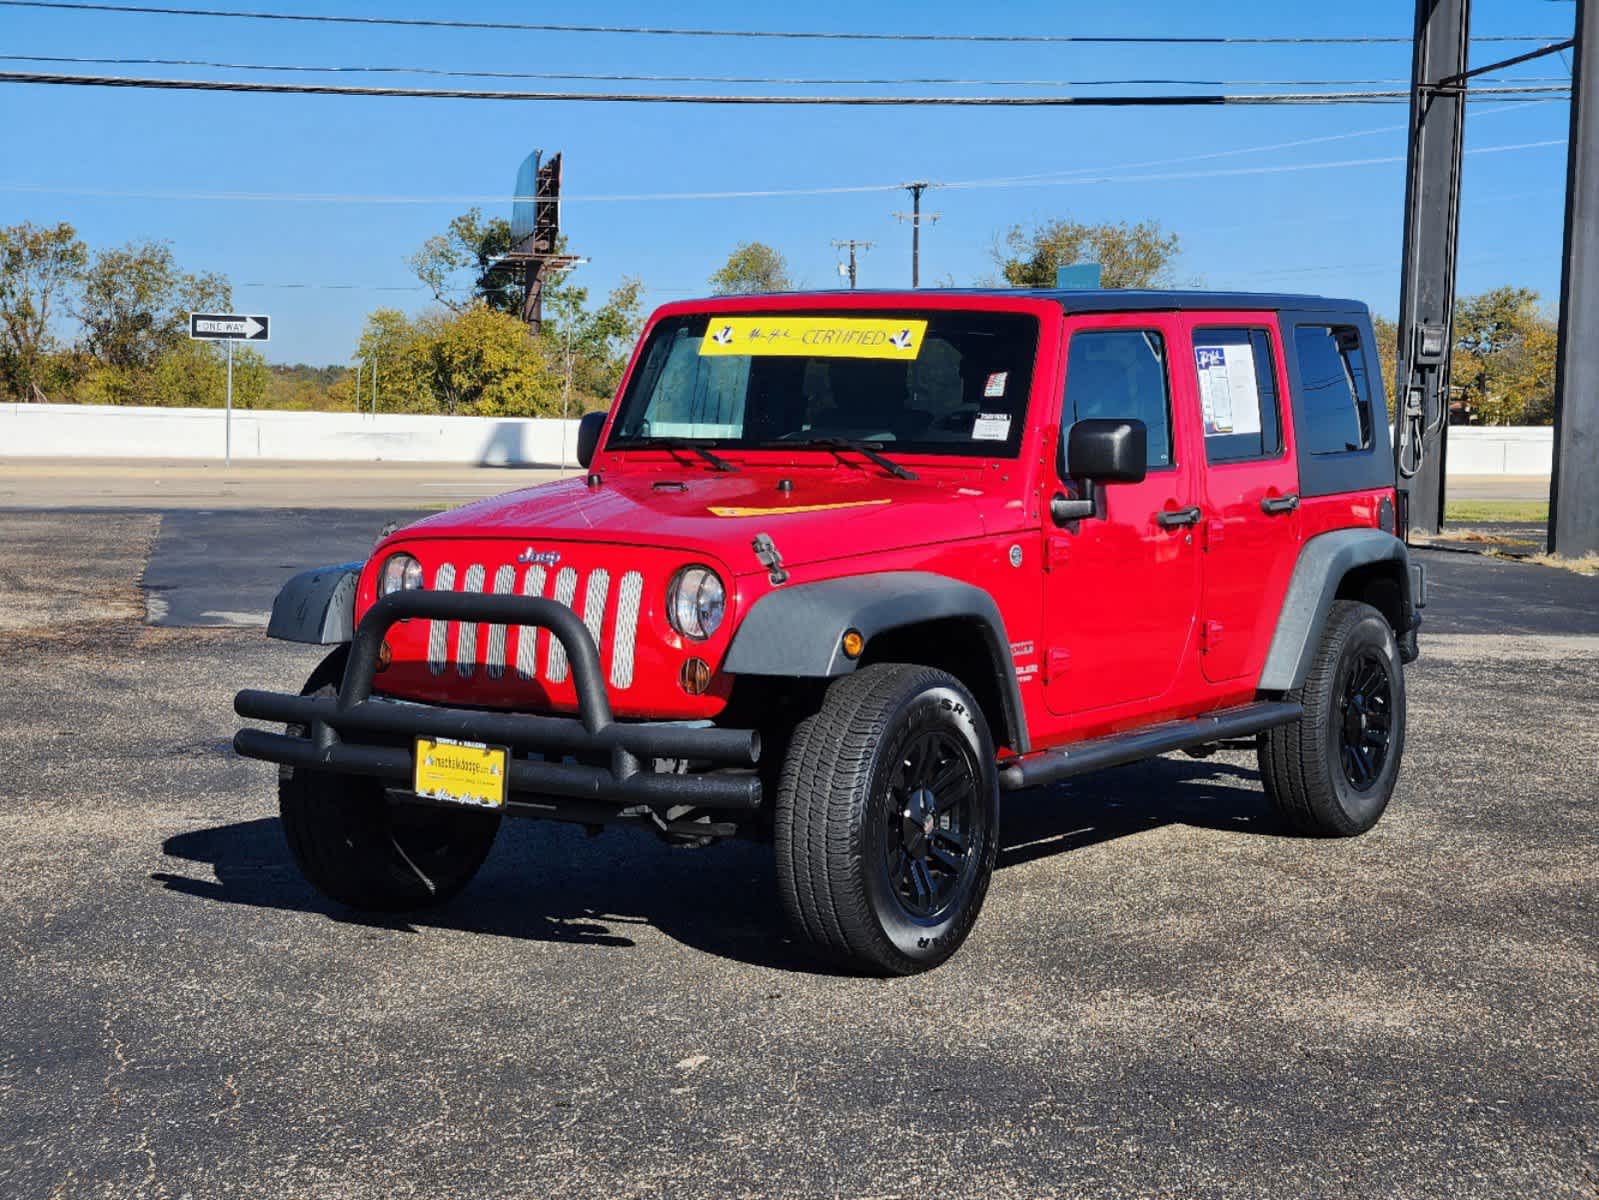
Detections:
[998, 701, 1303, 792]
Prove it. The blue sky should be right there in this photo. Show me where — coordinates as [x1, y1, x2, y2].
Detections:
[0, 0, 1577, 365]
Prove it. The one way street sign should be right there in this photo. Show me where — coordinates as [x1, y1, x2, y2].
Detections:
[189, 313, 270, 342]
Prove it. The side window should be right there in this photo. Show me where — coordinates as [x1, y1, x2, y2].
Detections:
[1293, 324, 1375, 455]
[1193, 327, 1283, 464]
[1063, 329, 1173, 470]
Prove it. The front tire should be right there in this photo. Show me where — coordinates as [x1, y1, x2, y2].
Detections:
[775, 664, 1000, 975]
[1259, 599, 1406, 836]
[278, 650, 502, 912]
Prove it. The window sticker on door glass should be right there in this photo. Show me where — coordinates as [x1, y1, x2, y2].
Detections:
[1195, 343, 1262, 437]
[983, 371, 1009, 398]
[971, 412, 1012, 441]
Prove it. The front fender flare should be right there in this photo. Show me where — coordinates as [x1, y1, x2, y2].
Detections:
[723, 571, 1028, 752]
[266, 562, 362, 645]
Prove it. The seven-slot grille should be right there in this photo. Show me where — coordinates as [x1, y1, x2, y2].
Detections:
[423, 561, 646, 689]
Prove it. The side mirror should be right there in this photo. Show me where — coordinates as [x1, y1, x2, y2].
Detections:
[1051, 418, 1149, 524]
[1063, 418, 1148, 484]
[576, 411, 607, 469]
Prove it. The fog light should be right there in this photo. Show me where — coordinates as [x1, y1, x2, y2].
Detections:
[679, 657, 711, 695]
[841, 629, 865, 659]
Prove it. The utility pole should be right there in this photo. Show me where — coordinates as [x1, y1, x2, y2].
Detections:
[352, 361, 361, 412]
[1550, 0, 1599, 557]
[831, 239, 874, 289]
[893, 181, 940, 287]
[1393, 0, 1471, 538]
[371, 355, 378, 415]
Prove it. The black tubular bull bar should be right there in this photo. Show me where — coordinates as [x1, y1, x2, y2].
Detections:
[233, 590, 762, 811]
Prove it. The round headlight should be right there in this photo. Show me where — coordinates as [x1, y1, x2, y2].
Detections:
[667, 565, 726, 641]
[379, 553, 424, 596]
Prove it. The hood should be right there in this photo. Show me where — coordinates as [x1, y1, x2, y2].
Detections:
[397, 464, 1019, 572]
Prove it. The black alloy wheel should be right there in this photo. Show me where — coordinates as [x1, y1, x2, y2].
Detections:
[1337, 649, 1394, 791]
[882, 728, 981, 922]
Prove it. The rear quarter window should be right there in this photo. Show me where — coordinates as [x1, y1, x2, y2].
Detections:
[1292, 324, 1375, 456]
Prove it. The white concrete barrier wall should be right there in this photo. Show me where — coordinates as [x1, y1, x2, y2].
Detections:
[0, 402, 585, 466]
[1437, 425, 1553, 477]
[0, 402, 1555, 474]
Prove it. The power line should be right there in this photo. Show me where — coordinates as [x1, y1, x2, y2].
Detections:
[0, 1, 1565, 44]
[0, 54, 1574, 89]
[0, 70, 1571, 105]
[0, 136, 1565, 207]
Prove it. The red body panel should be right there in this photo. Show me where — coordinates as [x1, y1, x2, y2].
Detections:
[357, 291, 1394, 754]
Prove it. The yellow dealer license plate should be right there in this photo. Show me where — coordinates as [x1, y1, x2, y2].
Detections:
[413, 737, 508, 809]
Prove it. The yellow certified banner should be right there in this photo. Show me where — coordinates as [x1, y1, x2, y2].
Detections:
[699, 316, 928, 360]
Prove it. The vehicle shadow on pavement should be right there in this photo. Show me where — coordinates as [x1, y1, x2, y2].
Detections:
[999, 753, 1275, 869]
[152, 816, 833, 972]
[152, 754, 1277, 972]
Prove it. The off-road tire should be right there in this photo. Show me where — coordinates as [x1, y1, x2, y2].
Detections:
[278, 649, 502, 912]
[1259, 599, 1406, 837]
[775, 663, 1000, 975]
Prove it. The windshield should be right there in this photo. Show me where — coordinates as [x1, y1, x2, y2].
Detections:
[607, 310, 1039, 458]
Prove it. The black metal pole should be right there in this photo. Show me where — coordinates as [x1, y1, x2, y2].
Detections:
[1551, 0, 1599, 558]
[1394, 0, 1471, 537]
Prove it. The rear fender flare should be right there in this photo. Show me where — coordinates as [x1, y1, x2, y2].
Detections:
[722, 571, 1029, 752]
[1259, 530, 1416, 692]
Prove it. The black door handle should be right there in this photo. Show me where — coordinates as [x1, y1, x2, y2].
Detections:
[1261, 493, 1300, 515]
[1155, 506, 1202, 528]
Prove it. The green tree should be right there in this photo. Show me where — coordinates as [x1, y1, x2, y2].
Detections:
[408, 208, 522, 314]
[353, 308, 431, 413]
[708, 242, 793, 295]
[543, 274, 645, 412]
[0, 220, 87, 401]
[76, 240, 229, 372]
[409, 305, 558, 416]
[991, 217, 1180, 288]
[148, 339, 269, 409]
[1453, 286, 1557, 425]
[1371, 313, 1400, 421]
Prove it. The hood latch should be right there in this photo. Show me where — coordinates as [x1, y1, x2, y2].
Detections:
[752, 532, 789, 586]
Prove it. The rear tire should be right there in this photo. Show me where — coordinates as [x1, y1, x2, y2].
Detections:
[775, 664, 1000, 975]
[1259, 600, 1406, 837]
[278, 650, 501, 912]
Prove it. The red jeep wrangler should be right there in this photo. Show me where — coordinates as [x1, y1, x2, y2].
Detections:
[236, 290, 1423, 974]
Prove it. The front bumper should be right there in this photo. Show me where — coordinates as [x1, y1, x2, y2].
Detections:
[233, 590, 762, 812]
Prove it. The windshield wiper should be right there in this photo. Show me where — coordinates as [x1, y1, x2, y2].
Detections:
[625, 437, 738, 473]
[763, 437, 918, 481]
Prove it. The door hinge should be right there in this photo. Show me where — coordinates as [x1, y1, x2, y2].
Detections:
[1200, 620, 1225, 652]
[1200, 518, 1222, 551]
[1045, 648, 1071, 683]
[1045, 539, 1071, 572]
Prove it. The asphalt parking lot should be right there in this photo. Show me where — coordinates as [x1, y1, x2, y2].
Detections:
[1, 482, 1595, 1198]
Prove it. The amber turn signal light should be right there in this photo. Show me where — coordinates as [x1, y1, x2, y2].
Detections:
[376, 640, 394, 672]
[841, 629, 865, 659]
[679, 657, 712, 695]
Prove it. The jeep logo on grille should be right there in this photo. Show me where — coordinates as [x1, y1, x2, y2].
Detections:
[516, 547, 562, 566]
